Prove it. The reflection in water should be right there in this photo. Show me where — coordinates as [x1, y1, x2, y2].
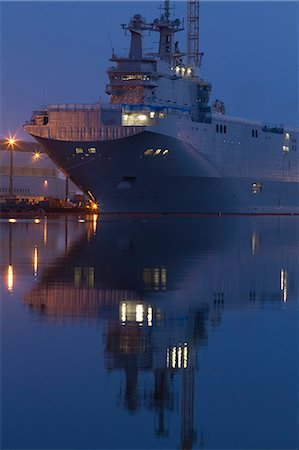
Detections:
[1, 216, 298, 450]
[7, 264, 14, 292]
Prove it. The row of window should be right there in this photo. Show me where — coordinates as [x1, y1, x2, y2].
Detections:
[216, 124, 227, 134]
[112, 74, 152, 82]
[0, 187, 30, 193]
[144, 148, 169, 157]
[252, 182, 263, 194]
[75, 147, 97, 154]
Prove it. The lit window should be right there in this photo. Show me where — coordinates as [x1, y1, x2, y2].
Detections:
[154, 149, 162, 155]
[137, 114, 147, 121]
[252, 182, 263, 194]
[285, 132, 290, 140]
[144, 149, 154, 156]
[88, 147, 96, 153]
[149, 111, 155, 119]
[75, 147, 83, 154]
[282, 145, 289, 154]
[162, 149, 169, 155]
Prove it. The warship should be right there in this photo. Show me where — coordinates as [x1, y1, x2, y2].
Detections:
[24, 1, 299, 213]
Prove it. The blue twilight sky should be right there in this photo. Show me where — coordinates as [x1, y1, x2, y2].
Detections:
[1, 1, 298, 141]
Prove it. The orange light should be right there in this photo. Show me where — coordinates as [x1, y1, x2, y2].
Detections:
[7, 265, 14, 292]
[34, 152, 41, 159]
[8, 138, 16, 146]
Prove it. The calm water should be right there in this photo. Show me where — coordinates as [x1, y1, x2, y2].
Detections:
[1, 215, 298, 450]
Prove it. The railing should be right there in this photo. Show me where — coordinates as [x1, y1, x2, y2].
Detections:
[47, 102, 122, 111]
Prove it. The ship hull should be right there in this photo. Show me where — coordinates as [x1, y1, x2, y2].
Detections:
[32, 131, 299, 214]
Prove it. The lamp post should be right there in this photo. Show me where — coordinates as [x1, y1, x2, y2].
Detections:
[7, 138, 16, 197]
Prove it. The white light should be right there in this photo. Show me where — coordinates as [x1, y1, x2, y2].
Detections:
[121, 302, 126, 323]
[175, 66, 180, 74]
[285, 133, 290, 140]
[44, 179, 48, 186]
[123, 114, 129, 120]
[183, 345, 188, 369]
[178, 346, 182, 368]
[78, 219, 85, 223]
[147, 306, 153, 327]
[149, 111, 155, 119]
[137, 114, 147, 121]
[136, 304, 144, 322]
[172, 347, 177, 368]
[34, 218, 40, 224]
[8, 218, 17, 223]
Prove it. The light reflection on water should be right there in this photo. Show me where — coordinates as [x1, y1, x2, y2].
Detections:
[1, 215, 298, 450]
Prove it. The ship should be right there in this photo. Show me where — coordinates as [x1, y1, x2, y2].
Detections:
[24, 1, 299, 214]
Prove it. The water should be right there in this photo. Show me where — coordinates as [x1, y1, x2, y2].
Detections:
[1, 214, 298, 450]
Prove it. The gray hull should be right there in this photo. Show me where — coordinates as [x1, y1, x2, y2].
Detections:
[34, 131, 299, 214]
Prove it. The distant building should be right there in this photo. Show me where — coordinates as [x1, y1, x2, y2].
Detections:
[0, 139, 82, 202]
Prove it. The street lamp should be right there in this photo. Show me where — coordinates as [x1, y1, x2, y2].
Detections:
[7, 138, 16, 197]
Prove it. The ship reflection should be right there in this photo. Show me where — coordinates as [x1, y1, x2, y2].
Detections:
[22, 216, 298, 449]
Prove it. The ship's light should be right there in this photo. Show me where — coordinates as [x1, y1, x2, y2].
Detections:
[8, 218, 17, 223]
[285, 132, 290, 140]
[8, 138, 16, 146]
[123, 114, 129, 120]
[137, 114, 147, 121]
[149, 111, 155, 119]
[175, 66, 180, 74]
[44, 180, 48, 186]
[34, 218, 40, 224]
[33, 152, 41, 159]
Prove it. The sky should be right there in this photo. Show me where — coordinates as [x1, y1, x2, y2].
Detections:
[1, 1, 298, 141]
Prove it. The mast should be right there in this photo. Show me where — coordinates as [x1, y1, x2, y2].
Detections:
[186, 0, 199, 68]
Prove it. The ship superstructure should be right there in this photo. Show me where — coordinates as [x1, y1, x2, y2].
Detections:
[24, 1, 299, 213]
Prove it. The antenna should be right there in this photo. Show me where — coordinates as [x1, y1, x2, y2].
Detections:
[108, 33, 115, 54]
[164, 0, 170, 21]
[186, 0, 199, 68]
